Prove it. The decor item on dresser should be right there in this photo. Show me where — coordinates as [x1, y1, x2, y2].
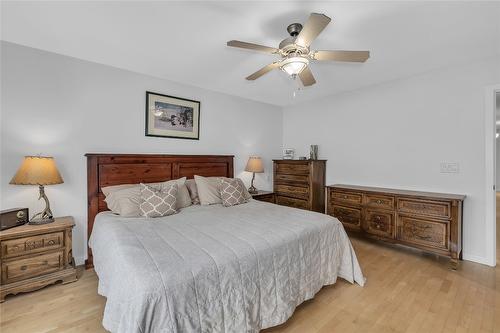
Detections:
[273, 159, 326, 212]
[282, 148, 295, 160]
[245, 156, 264, 194]
[0, 216, 77, 302]
[309, 145, 318, 160]
[9, 156, 64, 224]
[145, 91, 200, 140]
[251, 190, 275, 204]
[327, 184, 465, 269]
[0, 208, 29, 231]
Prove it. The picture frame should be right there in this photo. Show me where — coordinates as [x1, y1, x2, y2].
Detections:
[145, 91, 200, 140]
[283, 148, 295, 160]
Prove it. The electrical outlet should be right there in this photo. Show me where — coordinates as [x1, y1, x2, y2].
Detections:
[440, 162, 459, 173]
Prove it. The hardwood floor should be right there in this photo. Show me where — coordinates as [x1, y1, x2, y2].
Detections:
[1, 202, 499, 332]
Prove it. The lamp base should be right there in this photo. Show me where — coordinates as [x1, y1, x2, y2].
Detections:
[248, 185, 258, 194]
[29, 217, 55, 225]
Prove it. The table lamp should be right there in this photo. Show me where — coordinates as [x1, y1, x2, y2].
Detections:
[245, 156, 264, 194]
[9, 156, 64, 224]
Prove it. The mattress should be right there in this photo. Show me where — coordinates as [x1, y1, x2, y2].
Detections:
[89, 200, 365, 333]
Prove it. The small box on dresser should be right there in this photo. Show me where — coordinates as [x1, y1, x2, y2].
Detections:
[0, 216, 77, 302]
[327, 185, 465, 269]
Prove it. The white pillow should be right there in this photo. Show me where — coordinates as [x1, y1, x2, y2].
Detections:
[104, 177, 191, 216]
[194, 175, 223, 205]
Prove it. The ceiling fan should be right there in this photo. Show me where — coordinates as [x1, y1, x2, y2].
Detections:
[227, 13, 370, 87]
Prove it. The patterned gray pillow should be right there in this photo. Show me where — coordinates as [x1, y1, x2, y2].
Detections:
[219, 178, 249, 207]
[139, 183, 178, 217]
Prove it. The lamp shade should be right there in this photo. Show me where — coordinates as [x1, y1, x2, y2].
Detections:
[245, 156, 264, 173]
[10, 156, 64, 185]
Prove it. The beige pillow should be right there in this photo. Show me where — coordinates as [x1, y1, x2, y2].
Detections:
[194, 175, 223, 205]
[220, 178, 249, 207]
[104, 177, 191, 216]
[139, 183, 177, 218]
[185, 179, 200, 205]
[234, 178, 252, 201]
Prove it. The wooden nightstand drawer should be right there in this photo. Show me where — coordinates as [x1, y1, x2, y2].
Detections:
[0, 216, 77, 302]
[365, 194, 395, 210]
[2, 250, 64, 284]
[1, 232, 63, 258]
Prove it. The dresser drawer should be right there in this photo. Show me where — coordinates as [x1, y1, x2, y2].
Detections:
[397, 198, 451, 219]
[397, 215, 448, 250]
[331, 191, 362, 206]
[276, 195, 309, 210]
[365, 194, 394, 210]
[2, 250, 64, 284]
[331, 205, 361, 230]
[275, 163, 310, 175]
[275, 184, 309, 200]
[364, 210, 395, 239]
[274, 173, 309, 185]
[1, 232, 63, 259]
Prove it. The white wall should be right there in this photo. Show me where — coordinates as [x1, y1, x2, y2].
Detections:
[283, 58, 500, 265]
[496, 93, 500, 190]
[0, 42, 283, 265]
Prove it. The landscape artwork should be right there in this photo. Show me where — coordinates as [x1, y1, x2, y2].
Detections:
[145, 91, 200, 140]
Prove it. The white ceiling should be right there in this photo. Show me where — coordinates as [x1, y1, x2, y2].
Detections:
[2, 1, 499, 106]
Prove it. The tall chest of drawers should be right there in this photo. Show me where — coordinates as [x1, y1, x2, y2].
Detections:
[0, 216, 77, 302]
[273, 160, 326, 213]
[327, 184, 465, 268]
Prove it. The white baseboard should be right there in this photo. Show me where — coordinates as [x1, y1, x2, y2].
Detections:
[462, 253, 496, 267]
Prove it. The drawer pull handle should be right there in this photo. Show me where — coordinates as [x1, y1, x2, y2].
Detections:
[376, 224, 381, 229]
[415, 234, 432, 240]
[375, 216, 381, 221]
[343, 195, 348, 199]
[47, 240, 55, 245]
[376, 200, 382, 204]
[20, 265, 27, 270]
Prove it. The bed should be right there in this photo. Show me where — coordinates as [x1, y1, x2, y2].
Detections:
[86, 154, 364, 333]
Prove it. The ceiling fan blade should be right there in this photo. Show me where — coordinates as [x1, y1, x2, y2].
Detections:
[227, 40, 279, 54]
[298, 66, 316, 86]
[246, 62, 282, 80]
[313, 50, 370, 62]
[295, 13, 331, 48]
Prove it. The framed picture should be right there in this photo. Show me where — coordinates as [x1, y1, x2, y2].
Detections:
[283, 148, 295, 160]
[145, 91, 200, 140]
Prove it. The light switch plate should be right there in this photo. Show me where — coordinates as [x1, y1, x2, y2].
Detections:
[440, 162, 459, 173]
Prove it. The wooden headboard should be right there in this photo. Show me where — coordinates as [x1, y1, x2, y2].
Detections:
[85, 153, 234, 268]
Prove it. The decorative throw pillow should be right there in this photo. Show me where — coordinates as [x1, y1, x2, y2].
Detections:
[139, 183, 178, 218]
[194, 175, 223, 205]
[104, 177, 191, 216]
[185, 179, 200, 205]
[219, 178, 249, 207]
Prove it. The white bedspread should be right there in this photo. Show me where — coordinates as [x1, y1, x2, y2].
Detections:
[89, 200, 365, 333]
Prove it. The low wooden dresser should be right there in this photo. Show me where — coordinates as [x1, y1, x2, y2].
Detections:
[327, 185, 465, 268]
[0, 216, 77, 302]
[251, 190, 275, 203]
[273, 160, 326, 212]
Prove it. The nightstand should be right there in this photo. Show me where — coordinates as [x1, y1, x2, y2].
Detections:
[0, 216, 77, 302]
[251, 190, 275, 204]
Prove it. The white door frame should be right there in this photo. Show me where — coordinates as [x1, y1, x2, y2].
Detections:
[484, 84, 500, 267]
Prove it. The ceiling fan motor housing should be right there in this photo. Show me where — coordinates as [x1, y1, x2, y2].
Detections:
[280, 23, 309, 56]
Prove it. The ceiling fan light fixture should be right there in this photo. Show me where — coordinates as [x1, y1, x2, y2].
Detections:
[280, 56, 309, 76]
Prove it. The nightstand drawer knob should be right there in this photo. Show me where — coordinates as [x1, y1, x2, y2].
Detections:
[48, 240, 55, 245]
[20, 265, 27, 270]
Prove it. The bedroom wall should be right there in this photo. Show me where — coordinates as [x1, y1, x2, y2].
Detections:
[282, 57, 500, 265]
[0, 41, 283, 265]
